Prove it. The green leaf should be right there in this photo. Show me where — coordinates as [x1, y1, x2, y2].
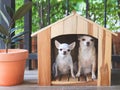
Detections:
[13, 1, 32, 21]
[0, 24, 9, 36]
[11, 37, 23, 43]
[4, 5, 15, 18]
[0, 34, 5, 39]
[10, 28, 18, 35]
[0, 9, 9, 26]
[11, 31, 28, 40]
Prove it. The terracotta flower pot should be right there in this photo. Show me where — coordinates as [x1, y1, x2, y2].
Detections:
[0, 49, 28, 86]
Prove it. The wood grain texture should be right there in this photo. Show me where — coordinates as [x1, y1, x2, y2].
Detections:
[37, 28, 51, 86]
[77, 16, 88, 34]
[51, 80, 97, 86]
[98, 29, 111, 86]
[51, 21, 64, 38]
[63, 15, 77, 34]
[88, 22, 93, 36]
[32, 12, 115, 86]
[93, 24, 99, 38]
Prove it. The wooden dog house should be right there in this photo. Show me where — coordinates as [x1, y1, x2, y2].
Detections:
[31, 12, 117, 86]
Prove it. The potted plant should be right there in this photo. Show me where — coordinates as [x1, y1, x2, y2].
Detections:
[0, 1, 32, 86]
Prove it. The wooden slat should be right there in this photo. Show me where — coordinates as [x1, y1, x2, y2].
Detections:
[93, 24, 99, 38]
[32, 13, 117, 38]
[69, 77, 78, 82]
[98, 28, 111, 86]
[77, 16, 88, 34]
[37, 28, 51, 86]
[51, 80, 97, 86]
[97, 28, 103, 86]
[31, 12, 75, 37]
[104, 31, 112, 85]
[76, 14, 117, 36]
[61, 75, 69, 81]
[51, 21, 64, 38]
[97, 29, 105, 86]
[52, 74, 97, 86]
[63, 15, 77, 34]
[88, 22, 93, 36]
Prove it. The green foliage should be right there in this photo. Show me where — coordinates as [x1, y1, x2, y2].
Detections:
[13, 2, 32, 21]
[0, 1, 32, 53]
[14, 0, 120, 34]
[15, 1, 24, 35]
[33, 0, 119, 32]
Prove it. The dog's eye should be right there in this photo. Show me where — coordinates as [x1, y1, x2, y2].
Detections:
[91, 39, 94, 41]
[82, 39, 85, 41]
[68, 49, 70, 52]
[60, 49, 62, 51]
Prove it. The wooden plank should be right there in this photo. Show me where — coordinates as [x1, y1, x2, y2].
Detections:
[76, 14, 117, 36]
[51, 80, 97, 86]
[88, 22, 93, 36]
[31, 13, 75, 37]
[37, 28, 51, 86]
[63, 15, 77, 34]
[104, 31, 112, 85]
[51, 21, 64, 38]
[97, 28, 103, 86]
[61, 75, 69, 81]
[69, 77, 78, 82]
[93, 24, 99, 38]
[32, 13, 116, 38]
[98, 29, 111, 86]
[77, 16, 88, 34]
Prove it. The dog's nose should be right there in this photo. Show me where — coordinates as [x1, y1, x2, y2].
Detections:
[63, 51, 66, 55]
[87, 42, 90, 46]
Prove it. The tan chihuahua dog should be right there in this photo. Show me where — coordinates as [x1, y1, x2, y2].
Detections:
[76, 36, 96, 80]
[53, 40, 76, 78]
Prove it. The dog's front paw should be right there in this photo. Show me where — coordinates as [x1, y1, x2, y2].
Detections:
[55, 73, 58, 78]
[92, 74, 96, 80]
[76, 73, 80, 77]
[71, 74, 75, 78]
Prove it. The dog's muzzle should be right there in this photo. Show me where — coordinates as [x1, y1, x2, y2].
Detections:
[87, 42, 90, 46]
[63, 51, 67, 55]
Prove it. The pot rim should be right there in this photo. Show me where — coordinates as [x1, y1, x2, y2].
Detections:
[0, 49, 28, 54]
[0, 49, 28, 61]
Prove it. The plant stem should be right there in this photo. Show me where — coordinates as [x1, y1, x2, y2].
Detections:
[5, 43, 8, 53]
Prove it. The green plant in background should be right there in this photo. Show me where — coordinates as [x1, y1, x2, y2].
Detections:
[34, 0, 120, 32]
[14, 0, 119, 33]
[0, 1, 32, 53]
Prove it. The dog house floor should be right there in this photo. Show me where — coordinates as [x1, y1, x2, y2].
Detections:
[52, 74, 97, 86]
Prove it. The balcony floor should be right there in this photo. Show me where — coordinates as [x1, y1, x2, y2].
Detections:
[0, 69, 120, 90]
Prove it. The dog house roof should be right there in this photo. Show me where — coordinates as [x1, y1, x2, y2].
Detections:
[31, 11, 117, 38]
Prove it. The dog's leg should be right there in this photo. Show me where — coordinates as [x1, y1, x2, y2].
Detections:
[70, 64, 75, 78]
[92, 61, 96, 80]
[76, 60, 81, 77]
[55, 64, 58, 77]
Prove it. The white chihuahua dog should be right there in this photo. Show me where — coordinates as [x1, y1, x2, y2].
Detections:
[53, 40, 76, 78]
[76, 36, 96, 80]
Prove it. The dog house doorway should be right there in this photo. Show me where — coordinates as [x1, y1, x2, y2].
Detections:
[51, 34, 98, 86]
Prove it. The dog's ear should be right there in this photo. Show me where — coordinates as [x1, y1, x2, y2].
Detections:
[55, 40, 60, 49]
[69, 42, 76, 50]
[77, 35, 82, 41]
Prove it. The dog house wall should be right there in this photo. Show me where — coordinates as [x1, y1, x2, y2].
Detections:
[31, 12, 116, 86]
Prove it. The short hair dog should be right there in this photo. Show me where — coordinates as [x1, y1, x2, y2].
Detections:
[52, 40, 76, 79]
[76, 35, 96, 80]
